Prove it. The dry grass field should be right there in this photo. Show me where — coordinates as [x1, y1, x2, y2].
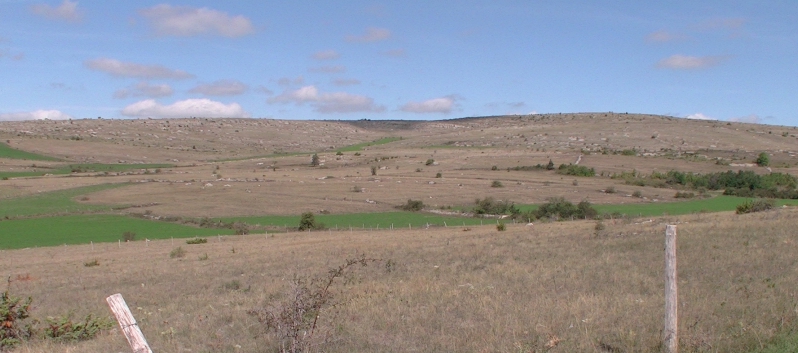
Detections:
[2, 209, 797, 352]
[1, 113, 798, 352]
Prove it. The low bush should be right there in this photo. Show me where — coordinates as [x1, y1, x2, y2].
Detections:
[169, 247, 186, 258]
[674, 191, 695, 199]
[490, 180, 504, 188]
[736, 199, 775, 214]
[496, 222, 506, 231]
[397, 199, 424, 212]
[425, 159, 435, 166]
[535, 198, 598, 220]
[557, 164, 596, 177]
[298, 212, 325, 231]
[83, 259, 100, 267]
[0, 291, 33, 350]
[43, 313, 113, 342]
[186, 238, 208, 245]
[122, 231, 136, 242]
[473, 197, 518, 216]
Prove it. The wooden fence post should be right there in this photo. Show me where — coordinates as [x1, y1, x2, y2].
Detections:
[664, 225, 678, 353]
[106, 293, 153, 353]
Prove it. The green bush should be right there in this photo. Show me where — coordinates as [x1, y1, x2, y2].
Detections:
[491, 180, 504, 188]
[43, 314, 113, 342]
[397, 199, 424, 212]
[557, 164, 595, 177]
[535, 197, 598, 220]
[122, 231, 136, 242]
[298, 212, 325, 231]
[425, 159, 435, 166]
[0, 291, 33, 350]
[674, 191, 695, 199]
[473, 197, 519, 216]
[736, 199, 775, 214]
[496, 222, 506, 231]
[756, 152, 770, 167]
[186, 238, 208, 244]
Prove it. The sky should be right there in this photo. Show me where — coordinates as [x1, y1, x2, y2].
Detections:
[0, 1, 796, 126]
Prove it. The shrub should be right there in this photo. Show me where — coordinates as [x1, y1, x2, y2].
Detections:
[473, 197, 519, 216]
[632, 190, 642, 198]
[736, 199, 775, 214]
[232, 222, 249, 235]
[491, 165, 498, 171]
[83, 259, 100, 267]
[621, 149, 637, 156]
[353, 152, 361, 156]
[398, 199, 424, 212]
[186, 238, 208, 245]
[491, 180, 504, 188]
[43, 314, 113, 342]
[370, 166, 377, 176]
[435, 172, 442, 178]
[351, 185, 363, 193]
[756, 152, 770, 167]
[605, 186, 616, 194]
[122, 231, 136, 242]
[425, 159, 435, 166]
[310, 154, 320, 167]
[298, 212, 324, 231]
[496, 222, 506, 231]
[335, 151, 343, 156]
[535, 197, 598, 220]
[546, 159, 555, 170]
[557, 164, 596, 177]
[674, 191, 695, 199]
[169, 247, 186, 258]
[248, 256, 379, 353]
[0, 291, 33, 350]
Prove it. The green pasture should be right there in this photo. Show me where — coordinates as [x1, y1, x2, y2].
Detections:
[336, 137, 402, 152]
[0, 163, 173, 179]
[0, 142, 60, 161]
[0, 214, 237, 249]
[0, 183, 129, 218]
[222, 211, 488, 230]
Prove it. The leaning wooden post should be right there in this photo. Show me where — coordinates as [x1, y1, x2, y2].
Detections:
[106, 293, 153, 353]
[664, 225, 678, 353]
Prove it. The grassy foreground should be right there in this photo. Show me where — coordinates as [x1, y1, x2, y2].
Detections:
[3, 209, 796, 352]
[0, 142, 59, 161]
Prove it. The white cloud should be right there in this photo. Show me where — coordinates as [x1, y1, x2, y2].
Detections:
[139, 4, 254, 37]
[189, 79, 248, 96]
[308, 65, 346, 74]
[85, 58, 193, 79]
[684, 113, 715, 120]
[346, 27, 391, 42]
[31, 0, 82, 22]
[255, 85, 274, 95]
[114, 81, 173, 99]
[312, 50, 340, 60]
[0, 110, 74, 121]
[729, 114, 762, 124]
[656, 55, 729, 70]
[645, 30, 683, 43]
[332, 78, 361, 86]
[400, 97, 456, 114]
[268, 85, 384, 114]
[121, 99, 248, 118]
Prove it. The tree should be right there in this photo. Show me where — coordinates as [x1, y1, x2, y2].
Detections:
[546, 159, 555, 170]
[298, 212, 318, 231]
[756, 152, 770, 167]
[370, 166, 377, 176]
[310, 154, 320, 167]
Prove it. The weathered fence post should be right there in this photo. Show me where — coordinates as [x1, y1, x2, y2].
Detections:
[664, 225, 678, 353]
[106, 293, 153, 353]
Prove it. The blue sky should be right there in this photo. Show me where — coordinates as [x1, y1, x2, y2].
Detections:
[0, 1, 796, 125]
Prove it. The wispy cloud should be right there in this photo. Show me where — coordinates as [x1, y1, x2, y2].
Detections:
[729, 114, 762, 124]
[268, 85, 385, 113]
[645, 30, 684, 43]
[656, 54, 729, 70]
[114, 81, 174, 99]
[697, 17, 746, 31]
[308, 65, 346, 74]
[0, 109, 74, 121]
[400, 97, 457, 114]
[276, 76, 304, 87]
[312, 50, 340, 60]
[138, 4, 254, 37]
[31, 0, 82, 22]
[84, 58, 194, 79]
[121, 99, 248, 118]
[332, 78, 361, 86]
[189, 79, 248, 96]
[382, 48, 406, 57]
[346, 27, 391, 43]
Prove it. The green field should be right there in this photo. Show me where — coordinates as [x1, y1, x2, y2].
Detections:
[517, 195, 798, 217]
[0, 142, 60, 161]
[222, 211, 490, 230]
[336, 137, 402, 152]
[0, 163, 174, 179]
[0, 183, 129, 218]
[0, 214, 237, 249]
